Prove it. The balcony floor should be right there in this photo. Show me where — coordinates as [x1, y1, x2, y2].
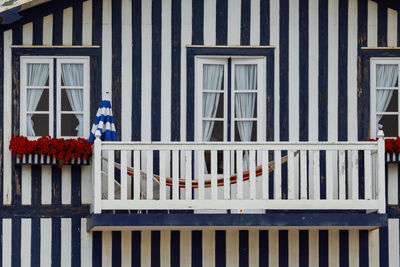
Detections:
[87, 213, 387, 231]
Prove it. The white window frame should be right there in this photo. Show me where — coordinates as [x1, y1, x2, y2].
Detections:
[20, 56, 90, 139]
[370, 57, 400, 138]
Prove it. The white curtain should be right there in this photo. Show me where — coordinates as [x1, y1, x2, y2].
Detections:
[376, 64, 398, 131]
[61, 64, 84, 136]
[235, 65, 257, 170]
[26, 63, 49, 136]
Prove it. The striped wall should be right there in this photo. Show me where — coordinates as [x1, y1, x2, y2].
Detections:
[1, 0, 400, 266]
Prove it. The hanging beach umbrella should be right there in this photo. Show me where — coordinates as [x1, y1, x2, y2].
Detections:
[88, 99, 117, 142]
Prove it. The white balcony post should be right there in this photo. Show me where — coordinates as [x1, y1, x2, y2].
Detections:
[377, 130, 386, 213]
[92, 130, 102, 214]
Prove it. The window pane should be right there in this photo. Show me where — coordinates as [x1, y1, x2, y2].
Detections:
[235, 121, 257, 141]
[234, 93, 257, 118]
[376, 64, 398, 87]
[27, 64, 49, 86]
[377, 90, 398, 112]
[61, 64, 84, 86]
[61, 89, 83, 111]
[378, 115, 398, 137]
[61, 114, 81, 136]
[29, 114, 49, 136]
[203, 120, 223, 141]
[203, 64, 224, 90]
[235, 64, 257, 90]
[202, 93, 223, 118]
[27, 89, 48, 111]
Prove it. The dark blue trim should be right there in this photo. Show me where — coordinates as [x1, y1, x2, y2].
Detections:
[51, 218, 61, 267]
[339, 230, 349, 267]
[215, 230, 226, 267]
[299, 230, 309, 267]
[52, 166, 62, 205]
[32, 16, 43, 45]
[259, 230, 268, 267]
[318, 0, 328, 142]
[112, 231, 122, 267]
[398, 11, 400, 46]
[73, 1, 83, 45]
[240, 0, 250, 45]
[151, 231, 161, 267]
[228, 58, 232, 141]
[71, 217, 81, 267]
[92, 0, 102, 46]
[171, 0, 181, 141]
[192, 0, 204, 45]
[31, 166, 41, 206]
[112, 0, 122, 141]
[299, 0, 309, 142]
[170, 231, 180, 267]
[31, 218, 40, 266]
[12, 22, 22, 45]
[92, 232, 102, 267]
[191, 231, 202, 267]
[0, 6, 22, 25]
[71, 166, 81, 206]
[377, 1, 388, 47]
[239, 230, 249, 267]
[12, 47, 100, 56]
[260, 0, 270, 45]
[338, 0, 348, 142]
[92, 0, 102, 125]
[132, 231, 141, 267]
[53, 58, 57, 136]
[132, 0, 142, 141]
[359, 230, 369, 267]
[52, 8, 63, 45]
[379, 227, 389, 267]
[0, 30, 3, 209]
[11, 218, 21, 267]
[279, 230, 288, 267]
[267, 50, 274, 141]
[279, 0, 289, 142]
[319, 230, 328, 267]
[216, 0, 227, 45]
[0, 205, 90, 217]
[151, 0, 162, 142]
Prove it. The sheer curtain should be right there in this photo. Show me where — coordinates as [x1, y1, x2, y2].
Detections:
[61, 64, 84, 136]
[235, 65, 257, 170]
[376, 64, 398, 131]
[27, 63, 49, 136]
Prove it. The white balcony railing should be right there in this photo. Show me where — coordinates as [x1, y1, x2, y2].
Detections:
[91, 131, 386, 214]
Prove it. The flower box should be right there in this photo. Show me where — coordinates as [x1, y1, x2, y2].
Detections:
[386, 152, 400, 163]
[13, 153, 90, 165]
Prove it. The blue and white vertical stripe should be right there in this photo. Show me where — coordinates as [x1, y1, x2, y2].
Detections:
[88, 99, 117, 142]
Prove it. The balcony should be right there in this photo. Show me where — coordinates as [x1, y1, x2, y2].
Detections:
[88, 132, 387, 231]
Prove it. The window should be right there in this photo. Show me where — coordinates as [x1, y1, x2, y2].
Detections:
[20, 57, 90, 138]
[370, 58, 400, 138]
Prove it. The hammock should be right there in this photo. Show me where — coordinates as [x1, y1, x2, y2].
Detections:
[104, 151, 299, 189]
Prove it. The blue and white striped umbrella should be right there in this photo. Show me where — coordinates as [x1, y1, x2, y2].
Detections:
[88, 100, 117, 142]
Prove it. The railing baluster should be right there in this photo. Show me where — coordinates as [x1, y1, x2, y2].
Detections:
[185, 150, 192, 200]
[172, 150, 179, 200]
[288, 150, 295, 199]
[326, 150, 333, 200]
[262, 150, 268, 200]
[198, 150, 205, 200]
[224, 150, 230, 200]
[274, 150, 281, 199]
[249, 150, 256, 200]
[313, 150, 320, 200]
[364, 150, 372, 200]
[133, 151, 140, 200]
[236, 150, 243, 200]
[351, 150, 359, 200]
[338, 150, 346, 200]
[146, 150, 153, 200]
[107, 150, 115, 200]
[211, 150, 218, 200]
[120, 150, 128, 200]
[300, 150, 307, 199]
[159, 150, 166, 200]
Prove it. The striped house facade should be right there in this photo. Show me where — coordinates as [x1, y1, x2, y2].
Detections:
[0, 0, 400, 266]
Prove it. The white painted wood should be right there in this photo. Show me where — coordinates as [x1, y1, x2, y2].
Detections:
[289, 0, 299, 143]
[81, 166, 92, 204]
[338, 150, 346, 200]
[309, 230, 319, 267]
[107, 151, 115, 200]
[172, 150, 179, 200]
[329, 230, 339, 267]
[160, 151, 167, 200]
[102, 0, 112, 99]
[364, 151, 373, 200]
[2, 219, 11, 267]
[348, 0, 358, 141]
[63, 7, 73, 45]
[309, 0, 318, 141]
[61, 166, 71, 204]
[61, 218, 72, 267]
[198, 151, 205, 200]
[185, 150, 192, 200]
[226, 230, 239, 267]
[41, 166, 52, 204]
[300, 150, 307, 199]
[224, 150, 231, 199]
[349, 230, 359, 267]
[389, 219, 400, 267]
[249, 150, 256, 200]
[269, 230, 279, 267]
[312, 151, 320, 200]
[21, 219, 31, 267]
[326, 151, 334, 200]
[3, 30, 12, 205]
[141, 230, 151, 267]
[288, 150, 295, 199]
[262, 150, 269, 199]
[102, 231, 112, 267]
[248, 230, 259, 267]
[328, 0, 338, 143]
[134, 151, 141, 200]
[93, 135, 102, 213]
[368, 229, 380, 267]
[211, 150, 218, 200]
[202, 230, 215, 267]
[160, 231, 171, 267]
[204, 0, 216, 46]
[121, 150, 128, 200]
[42, 15, 53, 45]
[250, 0, 260, 46]
[227, 0, 241, 45]
[82, 0, 93, 45]
[271, 0, 280, 140]
[180, 230, 191, 266]
[388, 9, 398, 47]
[81, 219, 93, 267]
[367, 0, 378, 47]
[21, 165, 32, 205]
[22, 22, 33, 45]
[41, 218, 52, 267]
[377, 132, 386, 213]
[274, 150, 282, 199]
[350, 150, 359, 200]
[146, 150, 153, 200]
[236, 150, 244, 200]
[122, 230, 132, 267]
[289, 230, 299, 267]
[388, 163, 398, 204]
